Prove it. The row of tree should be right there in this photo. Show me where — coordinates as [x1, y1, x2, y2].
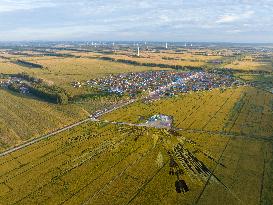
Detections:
[29, 84, 69, 104]
[99, 57, 203, 71]
[15, 60, 43, 69]
[100, 56, 272, 75]
[7, 73, 69, 104]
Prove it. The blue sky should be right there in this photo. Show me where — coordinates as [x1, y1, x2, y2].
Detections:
[0, 0, 272, 42]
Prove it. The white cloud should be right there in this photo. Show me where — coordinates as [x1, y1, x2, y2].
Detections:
[216, 10, 254, 24]
[0, 0, 272, 42]
[0, 0, 56, 13]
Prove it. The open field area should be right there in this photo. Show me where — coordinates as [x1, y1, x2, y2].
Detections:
[52, 48, 273, 73]
[0, 59, 26, 74]
[0, 120, 272, 205]
[1, 0, 273, 202]
[0, 43, 272, 204]
[1, 56, 171, 96]
[102, 86, 273, 138]
[24, 57, 171, 84]
[224, 60, 273, 72]
[0, 89, 89, 151]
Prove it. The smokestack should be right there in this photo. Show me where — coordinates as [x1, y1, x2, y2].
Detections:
[137, 46, 140, 57]
[166, 42, 168, 49]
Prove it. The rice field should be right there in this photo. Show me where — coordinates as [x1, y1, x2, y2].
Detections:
[102, 86, 273, 138]
[0, 49, 272, 204]
[0, 89, 89, 151]
[0, 120, 271, 205]
[23, 57, 171, 85]
[224, 60, 273, 72]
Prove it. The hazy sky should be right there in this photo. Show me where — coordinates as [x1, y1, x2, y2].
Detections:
[0, 0, 273, 42]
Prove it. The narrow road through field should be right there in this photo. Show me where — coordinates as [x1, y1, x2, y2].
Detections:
[1, 85, 271, 157]
[0, 118, 91, 157]
[0, 99, 136, 157]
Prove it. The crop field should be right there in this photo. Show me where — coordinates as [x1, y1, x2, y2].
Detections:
[102, 50, 225, 68]
[107, 54, 205, 67]
[23, 57, 170, 83]
[0, 119, 271, 205]
[224, 60, 273, 72]
[0, 89, 89, 151]
[0, 59, 27, 74]
[102, 86, 273, 138]
[0, 46, 272, 204]
[0, 52, 172, 150]
[11, 56, 170, 96]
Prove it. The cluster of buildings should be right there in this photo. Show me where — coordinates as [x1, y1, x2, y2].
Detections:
[84, 70, 241, 96]
[0, 77, 30, 94]
[145, 114, 173, 128]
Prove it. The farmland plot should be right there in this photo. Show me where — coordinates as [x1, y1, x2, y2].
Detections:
[0, 89, 89, 151]
[0, 120, 271, 205]
[102, 86, 273, 138]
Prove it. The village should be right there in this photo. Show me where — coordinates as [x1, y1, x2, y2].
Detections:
[74, 70, 244, 97]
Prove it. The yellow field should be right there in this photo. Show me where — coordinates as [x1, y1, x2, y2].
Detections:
[0, 89, 89, 151]
[0, 54, 172, 150]
[9, 56, 170, 96]
[24, 57, 170, 82]
[102, 86, 273, 138]
[0, 59, 27, 74]
[0, 120, 271, 204]
[224, 60, 273, 72]
[0, 83, 272, 204]
[105, 51, 210, 67]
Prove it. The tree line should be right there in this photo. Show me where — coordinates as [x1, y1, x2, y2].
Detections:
[99, 56, 272, 75]
[14, 60, 43, 69]
[99, 56, 203, 71]
[6, 73, 69, 104]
